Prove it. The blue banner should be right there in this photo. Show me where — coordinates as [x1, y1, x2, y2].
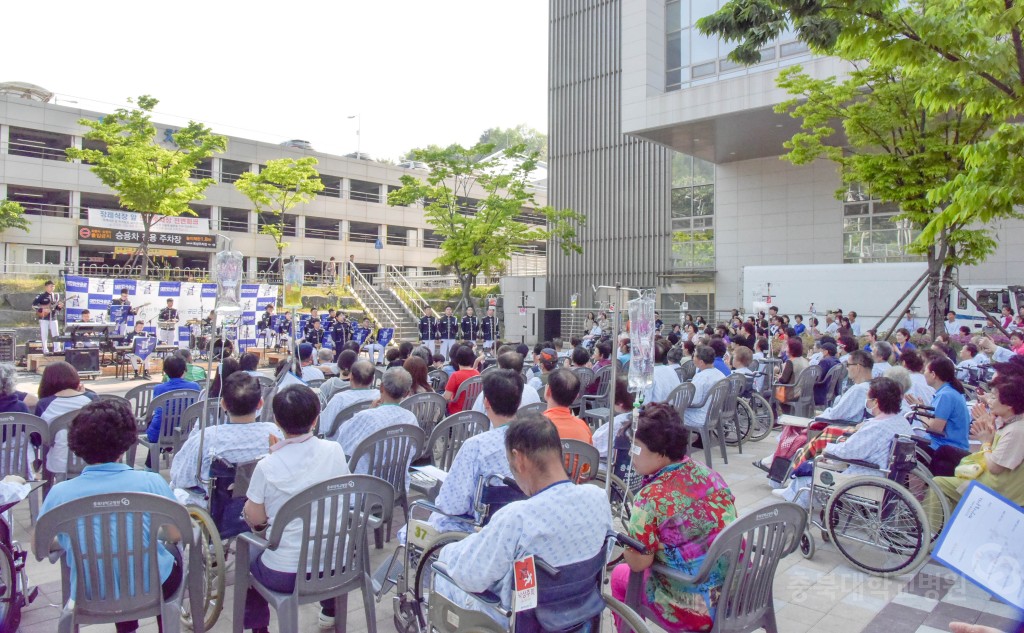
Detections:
[65, 276, 89, 293]
[159, 281, 181, 297]
[112, 279, 136, 294]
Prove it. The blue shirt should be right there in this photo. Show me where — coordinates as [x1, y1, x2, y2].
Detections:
[929, 383, 971, 451]
[793, 323, 806, 335]
[146, 378, 201, 441]
[39, 463, 178, 599]
[713, 357, 732, 377]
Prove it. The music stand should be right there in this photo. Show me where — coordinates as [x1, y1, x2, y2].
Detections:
[352, 327, 370, 347]
[132, 336, 157, 380]
[376, 327, 395, 348]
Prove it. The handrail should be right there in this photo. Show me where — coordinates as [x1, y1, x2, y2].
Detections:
[349, 266, 399, 329]
[385, 265, 429, 315]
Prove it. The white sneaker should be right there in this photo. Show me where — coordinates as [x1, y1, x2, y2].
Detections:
[318, 611, 335, 629]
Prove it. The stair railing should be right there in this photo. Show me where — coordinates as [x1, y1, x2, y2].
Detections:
[349, 266, 400, 330]
[385, 265, 430, 319]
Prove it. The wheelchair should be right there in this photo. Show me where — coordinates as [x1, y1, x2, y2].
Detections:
[181, 457, 259, 630]
[0, 489, 39, 632]
[427, 531, 652, 633]
[736, 371, 776, 442]
[795, 434, 949, 577]
[383, 473, 528, 633]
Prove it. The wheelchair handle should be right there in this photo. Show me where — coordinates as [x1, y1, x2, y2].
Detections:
[613, 531, 648, 554]
[500, 476, 523, 493]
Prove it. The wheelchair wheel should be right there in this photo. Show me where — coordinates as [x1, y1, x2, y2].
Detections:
[900, 465, 950, 547]
[587, 474, 635, 568]
[745, 393, 775, 442]
[799, 529, 815, 559]
[181, 506, 226, 631]
[603, 594, 650, 633]
[412, 532, 468, 617]
[825, 476, 929, 577]
[0, 542, 22, 633]
[726, 399, 754, 446]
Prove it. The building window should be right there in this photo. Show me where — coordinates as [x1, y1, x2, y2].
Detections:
[670, 154, 715, 270]
[842, 185, 922, 263]
[26, 248, 61, 265]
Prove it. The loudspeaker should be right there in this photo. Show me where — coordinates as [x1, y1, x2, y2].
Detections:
[64, 348, 100, 373]
[538, 309, 562, 343]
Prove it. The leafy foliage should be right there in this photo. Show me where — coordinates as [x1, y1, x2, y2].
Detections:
[65, 95, 227, 273]
[0, 199, 30, 234]
[235, 157, 324, 270]
[388, 142, 584, 310]
[403, 124, 548, 163]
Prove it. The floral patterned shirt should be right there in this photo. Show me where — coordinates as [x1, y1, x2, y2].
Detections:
[627, 458, 737, 631]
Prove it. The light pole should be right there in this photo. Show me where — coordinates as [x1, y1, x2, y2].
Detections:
[347, 114, 361, 158]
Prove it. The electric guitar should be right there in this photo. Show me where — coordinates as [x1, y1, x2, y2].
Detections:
[34, 296, 63, 318]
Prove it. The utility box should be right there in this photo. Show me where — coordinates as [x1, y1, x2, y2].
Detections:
[500, 277, 547, 346]
[0, 331, 14, 363]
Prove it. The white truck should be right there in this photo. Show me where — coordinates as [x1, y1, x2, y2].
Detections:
[742, 263, 1022, 332]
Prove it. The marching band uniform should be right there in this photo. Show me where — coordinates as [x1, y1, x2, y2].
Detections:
[259, 309, 277, 349]
[158, 303, 179, 347]
[302, 320, 326, 350]
[461, 312, 479, 344]
[32, 285, 62, 353]
[481, 311, 500, 350]
[437, 311, 459, 361]
[276, 314, 294, 350]
[419, 312, 438, 353]
[110, 295, 137, 337]
[330, 315, 350, 362]
[363, 322, 386, 366]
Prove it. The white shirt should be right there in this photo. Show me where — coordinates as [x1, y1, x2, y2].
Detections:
[824, 413, 913, 477]
[908, 372, 935, 406]
[321, 388, 380, 439]
[945, 319, 960, 336]
[871, 361, 892, 379]
[246, 437, 349, 573]
[301, 365, 325, 382]
[471, 385, 540, 414]
[338, 405, 419, 482]
[683, 367, 726, 427]
[437, 481, 612, 618]
[645, 365, 681, 404]
[899, 317, 917, 332]
[429, 425, 513, 533]
[41, 394, 94, 474]
[849, 321, 862, 336]
[170, 421, 283, 493]
[819, 380, 870, 423]
[592, 412, 631, 460]
[991, 346, 1014, 363]
[825, 321, 840, 335]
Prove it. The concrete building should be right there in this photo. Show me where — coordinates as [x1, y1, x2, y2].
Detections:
[548, 0, 1024, 319]
[0, 86, 547, 282]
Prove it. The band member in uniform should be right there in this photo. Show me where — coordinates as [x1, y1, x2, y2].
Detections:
[124, 321, 148, 345]
[481, 306, 500, 351]
[301, 316, 326, 350]
[276, 312, 294, 351]
[361, 317, 386, 365]
[309, 308, 322, 328]
[158, 298, 179, 347]
[32, 280, 63, 353]
[110, 288, 138, 337]
[437, 305, 459, 361]
[461, 306, 479, 346]
[259, 304, 277, 349]
[419, 305, 438, 353]
[330, 312, 350, 361]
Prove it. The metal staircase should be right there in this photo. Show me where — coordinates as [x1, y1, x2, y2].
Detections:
[348, 267, 419, 342]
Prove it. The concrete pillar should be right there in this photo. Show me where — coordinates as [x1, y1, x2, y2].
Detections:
[210, 206, 220, 230]
[70, 191, 82, 221]
[342, 178, 351, 200]
[407, 228, 418, 248]
[250, 209, 259, 234]
[0, 125, 8, 154]
[212, 157, 223, 182]
[295, 215, 306, 239]
[378, 183, 388, 205]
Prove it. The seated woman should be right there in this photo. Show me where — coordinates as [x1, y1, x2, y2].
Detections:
[0, 363, 29, 414]
[38, 400, 181, 633]
[35, 361, 96, 477]
[611, 403, 737, 632]
[933, 376, 1024, 508]
[775, 337, 809, 405]
[907, 357, 972, 476]
[773, 377, 913, 504]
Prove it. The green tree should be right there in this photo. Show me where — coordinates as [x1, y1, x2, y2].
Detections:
[772, 62, 1010, 334]
[478, 125, 548, 159]
[65, 95, 227, 275]
[235, 157, 324, 274]
[0, 200, 29, 234]
[698, 0, 1024, 249]
[388, 142, 584, 310]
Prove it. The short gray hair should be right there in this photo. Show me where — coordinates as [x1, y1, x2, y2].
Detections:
[883, 365, 912, 395]
[318, 348, 335, 362]
[0, 363, 17, 396]
[380, 367, 412, 400]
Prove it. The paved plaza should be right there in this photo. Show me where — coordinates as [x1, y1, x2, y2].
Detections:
[9, 371, 1022, 633]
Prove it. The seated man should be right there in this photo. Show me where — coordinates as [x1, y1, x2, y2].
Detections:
[646, 339, 681, 403]
[40, 400, 182, 633]
[870, 341, 893, 378]
[429, 369, 523, 533]
[812, 342, 840, 406]
[169, 372, 282, 504]
[242, 384, 350, 633]
[320, 360, 379, 433]
[774, 377, 913, 504]
[527, 347, 559, 392]
[543, 368, 592, 443]
[319, 349, 358, 404]
[337, 367, 419, 470]
[471, 350, 541, 413]
[240, 351, 262, 377]
[683, 345, 726, 428]
[435, 412, 613, 623]
[317, 347, 339, 375]
[956, 343, 985, 382]
[297, 343, 325, 382]
[146, 355, 201, 444]
[819, 351, 874, 423]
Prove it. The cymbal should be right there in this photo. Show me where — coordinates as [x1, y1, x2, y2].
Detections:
[186, 319, 203, 325]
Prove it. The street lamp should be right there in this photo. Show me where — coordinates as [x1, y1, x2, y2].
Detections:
[347, 114, 361, 158]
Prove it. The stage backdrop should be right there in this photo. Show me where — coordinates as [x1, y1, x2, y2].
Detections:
[63, 276, 279, 350]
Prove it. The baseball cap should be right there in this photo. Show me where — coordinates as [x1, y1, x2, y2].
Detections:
[540, 348, 559, 369]
[298, 343, 314, 361]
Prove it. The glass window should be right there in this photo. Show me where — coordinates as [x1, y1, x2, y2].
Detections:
[692, 62, 717, 78]
[692, 0, 718, 20]
[671, 188, 693, 218]
[27, 248, 60, 265]
[692, 31, 718, 63]
[672, 153, 694, 188]
[692, 184, 715, 216]
[842, 186, 923, 263]
[693, 158, 715, 185]
[667, 0, 682, 32]
[780, 41, 809, 57]
[667, 32, 682, 69]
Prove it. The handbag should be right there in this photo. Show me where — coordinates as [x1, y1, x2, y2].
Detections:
[774, 385, 788, 403]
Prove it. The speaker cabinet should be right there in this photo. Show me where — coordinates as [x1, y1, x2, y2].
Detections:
[64, 348, 100, 373]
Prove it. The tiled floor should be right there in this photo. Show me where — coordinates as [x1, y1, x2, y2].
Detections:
[10, 372, 1024, 632]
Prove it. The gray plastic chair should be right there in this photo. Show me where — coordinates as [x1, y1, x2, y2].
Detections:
[347, 424, 425, 549]
[517, 401, 548, 415]
[665, 382, 697, 421]
[719, 374, 748, 453]
[428, 369, 449, 394]
[94, 394, 130, 408]
[777, 365, 823, 418]
[678, 360, 697, 382]
[451, 375, 484, 413]
[622, 502, 807, 633]
[426, 411, 489, 471]
[399, 391, 448, 441]
[48, 410, 132, 483]
[255, 375, 276, 391]
[684, 380, 730, 468]
[561, 438, 599, 484]
[0, 412, 49, 522]
[137, 389, 200, 472]
[570, 367, 597, 410]
[580, 364, 613, 428]
[306, 378, 326, 389]
[178, 399, 227, 446]
[321, 399, 374, 440]
[124, 382, 159, 433]
[231, 475, 393, 633]
[33, 491, 204, 633]
[821, 363, 848, 408]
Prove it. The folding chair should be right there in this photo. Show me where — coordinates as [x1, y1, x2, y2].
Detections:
[451, 376, 484, 413]
[0, 412, 49, 523]
[400, 392, 448, 441]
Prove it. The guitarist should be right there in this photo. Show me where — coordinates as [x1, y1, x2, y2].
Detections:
[110, 288, 139, 337]
[32, 280, 62, 354]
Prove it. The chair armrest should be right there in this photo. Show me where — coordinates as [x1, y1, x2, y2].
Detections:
[237, 531, 272, 553]
[820, 453, 881, 471]
[431, 561, 509, 615]
[647, 561, 704, 585]
[410, 499, 479, 527]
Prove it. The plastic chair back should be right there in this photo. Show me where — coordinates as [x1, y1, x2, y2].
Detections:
[823, 363, 848, 406]
[400, 392, 448, 439]
[347, 424, 425, 500]
[570, 367, 596, 408]
[209, 457, 260, 539]
[33, 492, 203, 631]
[517, 402, 547, 415]
[561, 439, 599, 483]
[426, 411, 489, 471]
[0, 413, 49, 479]
[791, 365, 823, 417]
[452, 375, 484, 413]
[428, 369, 449, 393]
[50, 410, 131, 480]
[144, 390, 200, 451]
[124, 382, 159, 431]
[665, 382, 696, 420]
[322, 399, 374, 440]
[179, 399, 227, 441]
[678, 360, 697, 382]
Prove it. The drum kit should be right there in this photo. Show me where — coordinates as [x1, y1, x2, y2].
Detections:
[188, 316, 239, 360]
